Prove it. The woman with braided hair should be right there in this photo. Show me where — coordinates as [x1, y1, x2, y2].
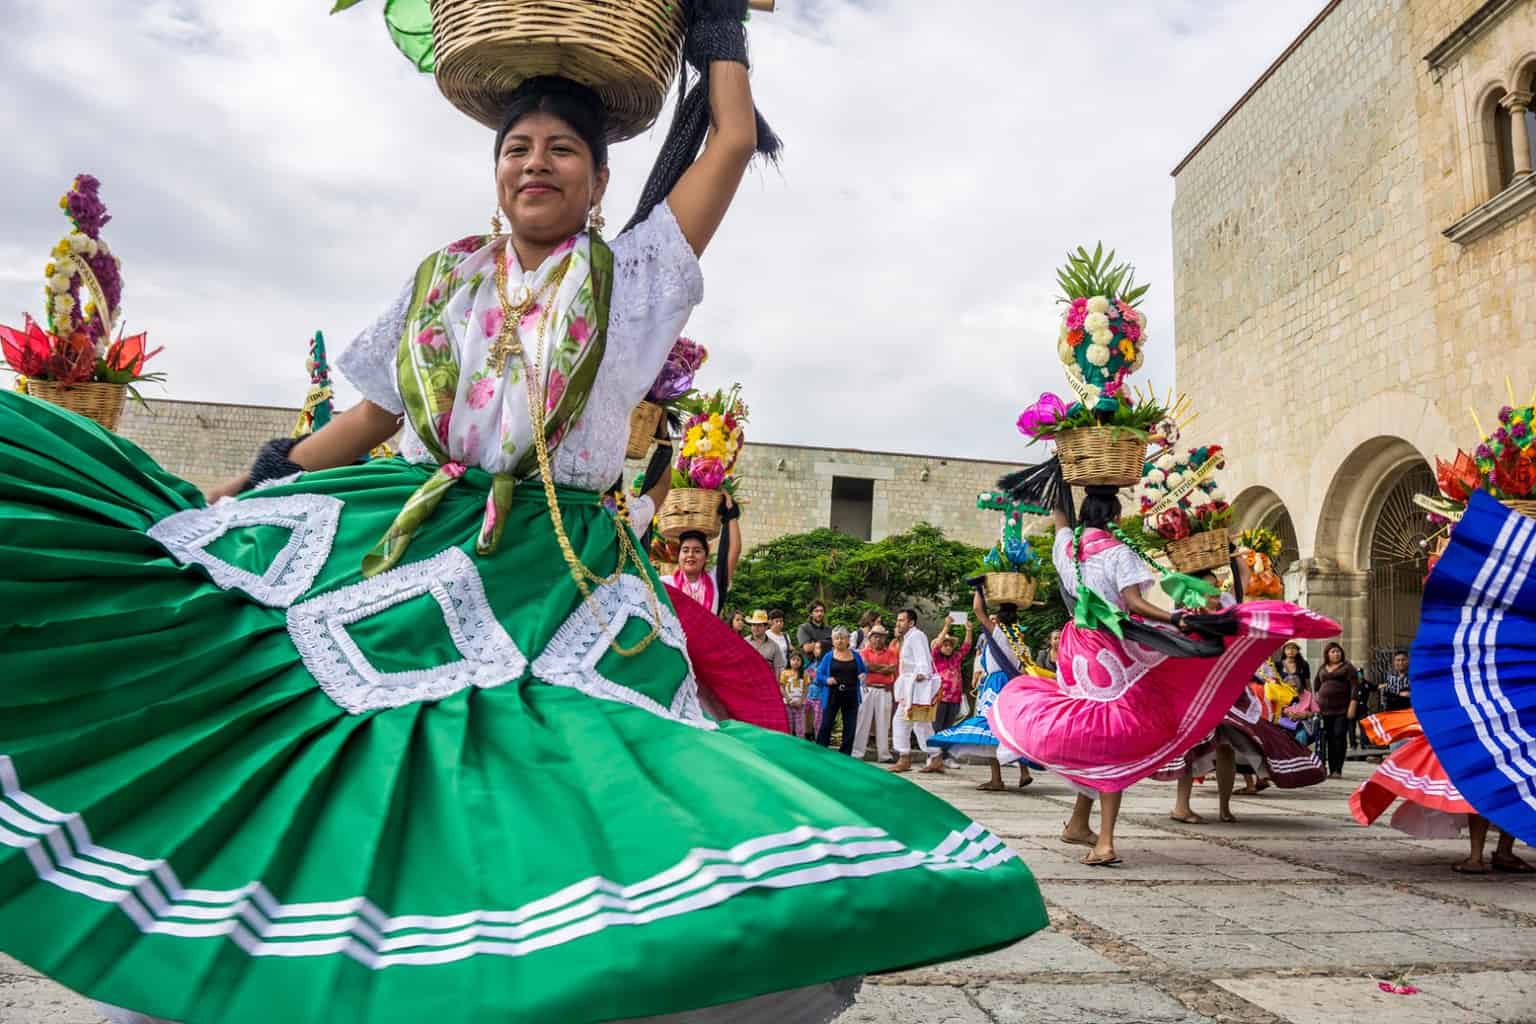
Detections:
[987, 480, 1339, 866]
[0, 5, 1047, 1022]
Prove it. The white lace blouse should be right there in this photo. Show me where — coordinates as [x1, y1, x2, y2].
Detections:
[1052, 528, 1158, 613]
[337, 203, 703, 492]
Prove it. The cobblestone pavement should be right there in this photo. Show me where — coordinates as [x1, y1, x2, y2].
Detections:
[4, 769, 1534, 1023]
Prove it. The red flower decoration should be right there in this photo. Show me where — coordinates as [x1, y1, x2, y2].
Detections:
[1436, 451, 1481, 502]
[1154, 508, 1191, 541]
[0, 315, 52, 377]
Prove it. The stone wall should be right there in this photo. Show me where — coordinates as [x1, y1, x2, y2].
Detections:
[1171, 0, 1536, 658]
[119, 398, 1020, 550]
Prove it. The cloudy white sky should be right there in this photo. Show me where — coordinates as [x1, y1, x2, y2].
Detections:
[0, 1, 1321, 461]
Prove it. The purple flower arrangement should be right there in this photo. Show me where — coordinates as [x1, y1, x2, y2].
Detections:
[647, 336, 708, 404]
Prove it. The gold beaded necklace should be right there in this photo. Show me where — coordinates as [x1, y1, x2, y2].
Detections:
[494, 243, 663, 657]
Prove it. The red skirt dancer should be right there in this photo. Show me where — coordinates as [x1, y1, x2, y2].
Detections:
[989, 529, 1339, 793]
[666, 583, 788, 732]
[1154, 688, 1327, 788]
[1350, 710, 1472, 838]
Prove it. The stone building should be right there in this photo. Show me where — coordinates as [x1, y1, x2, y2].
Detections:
[1171, 0, 1536, 672]
[117, 398, 1019, 550]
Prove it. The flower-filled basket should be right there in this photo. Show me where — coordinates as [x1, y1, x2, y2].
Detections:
[1139, 444, 1231, 574]
[1017, 245, 1161, 488]
[2, 176, 163, 433]
[660, 384, 746, 541]
[975, 532, 1041, 607]
[628, 336, 706, 459]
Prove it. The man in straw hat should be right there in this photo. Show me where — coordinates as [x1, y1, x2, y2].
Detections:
[745, 609, 786, 677]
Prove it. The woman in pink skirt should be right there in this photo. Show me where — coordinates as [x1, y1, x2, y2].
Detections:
[988, 484, 1338, 866]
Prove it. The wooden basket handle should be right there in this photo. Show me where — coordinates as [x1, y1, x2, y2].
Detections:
[749, 0, 775, 10]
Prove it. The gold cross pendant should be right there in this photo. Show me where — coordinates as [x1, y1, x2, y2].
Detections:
[486, 328, 523, 376]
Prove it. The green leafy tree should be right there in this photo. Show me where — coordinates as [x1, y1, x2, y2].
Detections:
[730, 523, 984, 630]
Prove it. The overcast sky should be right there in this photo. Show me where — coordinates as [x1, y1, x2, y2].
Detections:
[0, 0, 1321, 461]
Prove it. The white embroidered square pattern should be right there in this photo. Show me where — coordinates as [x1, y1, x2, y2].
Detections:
[287, 547, 528, 714]
[147, 494, 344, 608]
[531, 573, 713, 729]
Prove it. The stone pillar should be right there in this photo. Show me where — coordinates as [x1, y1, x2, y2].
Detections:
[1285, 558, 1369, 664]
[1503, 91, 1534, 178]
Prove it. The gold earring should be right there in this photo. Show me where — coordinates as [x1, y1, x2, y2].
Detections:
[588, 202, 605, 234]
[491, 207, 504, 235]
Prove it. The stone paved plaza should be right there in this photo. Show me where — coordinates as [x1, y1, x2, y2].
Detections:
[4, 769, 1534, 1024]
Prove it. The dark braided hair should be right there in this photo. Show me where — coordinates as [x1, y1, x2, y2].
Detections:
[624, 0, 782, 232]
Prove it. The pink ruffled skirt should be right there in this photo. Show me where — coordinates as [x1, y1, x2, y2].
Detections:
[987, 601, 1339, 792]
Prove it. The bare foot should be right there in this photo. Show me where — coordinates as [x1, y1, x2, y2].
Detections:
[918, 760, 946, 774]
[1060, 828, 1099, 848]
[1219, 811, 1238, 823]
[976, 780, 1006, 791]
[1169, 812, 1207, 824]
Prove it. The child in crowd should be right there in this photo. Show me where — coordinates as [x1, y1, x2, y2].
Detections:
[781, 651, 809, 738]
[804, 640, 828, 740]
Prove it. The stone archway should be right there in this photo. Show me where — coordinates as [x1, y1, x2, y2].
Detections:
[1310, 436, 1435, 671]
[1232, 485, 1301, 575]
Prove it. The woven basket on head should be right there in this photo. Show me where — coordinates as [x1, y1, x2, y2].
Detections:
[626, 400, 665, 459]
[431, 0, 685, 139]
[1503, 498, 1536, 521]
[658, 487, 723, 541]
[1055, 426, 1146, 488]
[983, 573, 1037, 608]
[25, 379, 126, 432]
[1166, 528, 1230, 574]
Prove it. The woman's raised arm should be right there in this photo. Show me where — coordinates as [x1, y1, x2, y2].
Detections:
[667, 61, 758, 256]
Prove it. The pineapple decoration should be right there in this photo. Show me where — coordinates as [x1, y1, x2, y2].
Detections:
[1055, 244, 1150, 414]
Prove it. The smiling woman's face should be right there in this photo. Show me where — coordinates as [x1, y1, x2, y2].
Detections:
[495, 111, 609, 249]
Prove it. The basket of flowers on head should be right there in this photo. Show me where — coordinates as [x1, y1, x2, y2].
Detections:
[2, 175, 164, 432]
[972, 489, 1046, 606]
[628, 336, 707, 459]
[1016, 245, 1160, 487]
[1139, 443, 1231, 573]
[1236, 526, 1285, 598]
[658, 384, 746, 541]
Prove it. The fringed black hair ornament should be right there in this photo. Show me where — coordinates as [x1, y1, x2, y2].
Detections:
[624, 0, 782, 233]
[996, 457, 1064, 519]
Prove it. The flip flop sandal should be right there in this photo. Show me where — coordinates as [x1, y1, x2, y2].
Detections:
[1081, 854, 1122, 867]
[1060, 832, 1099, 848]
[1169, 813, 1207, 824]
[1492, 858, 1536, 874]
[1219, 813, 1239, 823]
[1452, 862, 1491, 875]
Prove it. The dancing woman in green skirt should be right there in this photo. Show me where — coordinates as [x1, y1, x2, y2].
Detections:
[0, 8, 1045, 1023]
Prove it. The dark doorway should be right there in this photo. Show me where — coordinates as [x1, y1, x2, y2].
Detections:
[830, 477, 875, 541]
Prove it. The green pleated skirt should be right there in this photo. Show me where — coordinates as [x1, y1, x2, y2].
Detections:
[0, 391, 1047, 1024]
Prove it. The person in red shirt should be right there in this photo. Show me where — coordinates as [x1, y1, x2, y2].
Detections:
[852, 625, 900, 762]
[931, 621, 974, 766]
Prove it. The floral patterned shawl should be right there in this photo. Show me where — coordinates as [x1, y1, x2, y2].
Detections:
[362, 231, 613, 576]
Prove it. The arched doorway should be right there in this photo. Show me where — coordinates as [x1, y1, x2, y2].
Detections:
[1232, 486, 1301, 574]
[1363, 462, 1436, 679]
[1313, 436, 1437, 674]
